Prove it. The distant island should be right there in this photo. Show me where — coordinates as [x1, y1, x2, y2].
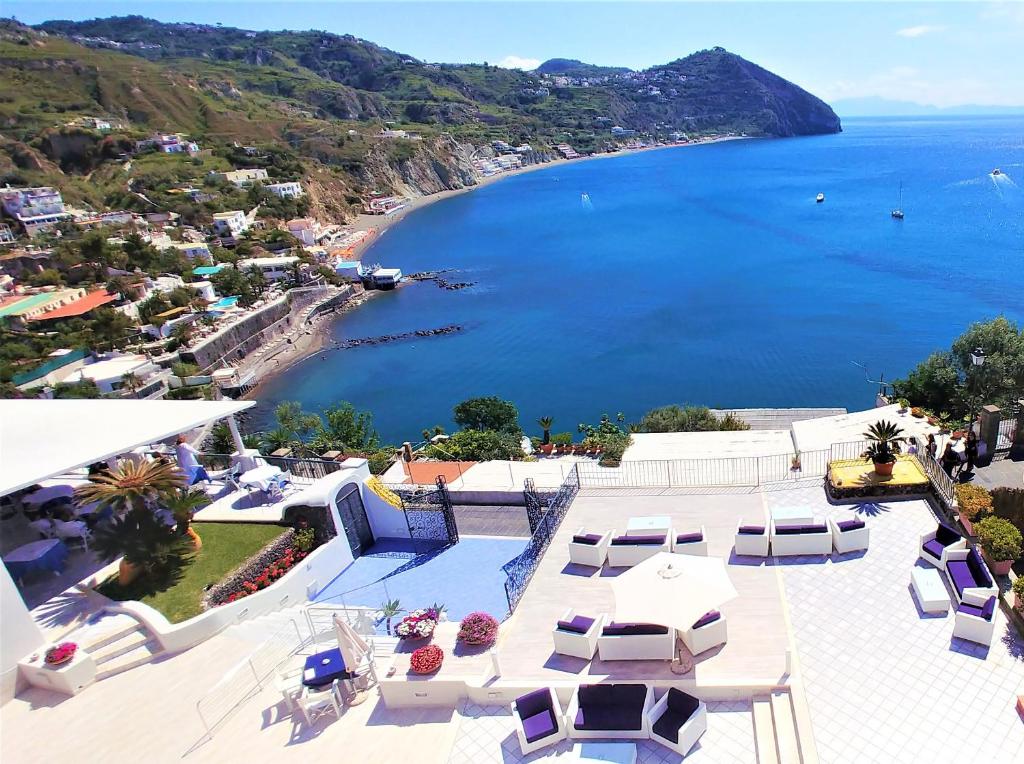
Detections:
[832, 96, 1024, 117]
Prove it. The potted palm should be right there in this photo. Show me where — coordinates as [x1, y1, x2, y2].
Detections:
[975, 516, 1022, 576]
[164, 487, 211, 549]
[862, 420, 904, 477]
[537, 417, 554, 454]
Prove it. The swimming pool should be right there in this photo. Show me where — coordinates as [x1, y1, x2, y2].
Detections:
[208, 295, 240, 311]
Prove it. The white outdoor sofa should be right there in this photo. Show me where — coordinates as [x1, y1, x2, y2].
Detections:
[952, 595, 998, 646]
[734, 521, 769, 557]
[568, 529, 613, 568]
[672, 526, 708, 556]
[606, 532, 670, 568]
[680, 610, 728, 656]
[648, 688, 708, 757]
[552, 609, 606, 660]
[828, 516, 869, 554]
[566, 683, 655, 740]
[769, 520, 832, 556]
[597, 623, 675, 661]
[920, 523, 967, 568]
[944, 547, 999, 606]
[513, 687, 567, 755]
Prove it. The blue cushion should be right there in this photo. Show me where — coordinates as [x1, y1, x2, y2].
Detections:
[515, 688, 552, 719]
[935, 524, 962, 547]
[692, 610, 721, 630]
[611, 534, 665, 546]
[572, 533, 602, 545]
[574, 684, 646, 731]
[557, 615, 595, 634]
[966, 548, 993, 588]
[602, 622, 668, 636]
[982, 596, 996, 621]
[775, 523, 828, 535]
[521, 709, 557, 743]
[922, 539, 946, 560]
[738, 525, 765, 535]
[837, 519, 865, 532]
[667, 688, 700, 719]
[653, 707, 687, 743]
[676, 531, 703, 544]
[946, 560, 974, 596]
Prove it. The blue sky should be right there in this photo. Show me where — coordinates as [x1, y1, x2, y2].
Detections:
[7, 1, 1024, 107]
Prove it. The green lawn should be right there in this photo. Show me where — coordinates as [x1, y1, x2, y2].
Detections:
[97, 523, 286, 623]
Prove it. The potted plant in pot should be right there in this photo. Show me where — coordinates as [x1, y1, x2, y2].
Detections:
[897, 398, 910, 414]
[537, 417, 554, 454]
[911, 407, 926, 419]
[457, 612, 499, 647]
[954, 483, 992, 536]
[409, 644, 443, 675]
[1013, 576, 1024, 613]
[862, 420, 904, 477]
[395, 607, 439, 640]
[975, 516, 1022, 576]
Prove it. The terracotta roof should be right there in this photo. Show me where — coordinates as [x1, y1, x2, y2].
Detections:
[31, 290, 116, 321]
[402, 461, 477, 485]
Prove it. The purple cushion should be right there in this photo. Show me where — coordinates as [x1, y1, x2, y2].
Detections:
[653, 708, 687, 743]
[738, 525, 765, 535]
[922, 539, 946, 560]
[611, 534, 665, 546]
[572, 533, 602, 545]
[692, 610, 721, 630]
[578, 684, 615, 707]
[676, 532, 703, 544]
[946, 560, 975, 596]
[556, 614, 595, 634]
[935, 524, 962, 547]
[982, 596, 996, 620]
[775, 523, 828, 535]
[837, 519, 865, 532]
[574, 684, 646, 731]
[601, 622, 668, 636]
[515, 688, 552, 719]
[966, 548, 993, 589]
[521, 709, 557, 743]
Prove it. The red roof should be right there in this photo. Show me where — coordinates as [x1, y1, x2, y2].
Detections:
[32, 290, 117, 321]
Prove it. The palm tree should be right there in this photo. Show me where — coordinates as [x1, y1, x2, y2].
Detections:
[121, 371, 142, 396]
[863, 420, 905, 475]
[75, 459, 185, 517]
[537, 416, 554, 445]
[380, 598, 404, 636]
[163, 487, 211, 548]
[91, 508, 195, 588]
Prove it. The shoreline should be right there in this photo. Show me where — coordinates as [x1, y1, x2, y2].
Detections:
[250, 135, 749, 395]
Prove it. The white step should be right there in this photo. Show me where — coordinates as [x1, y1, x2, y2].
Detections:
[770, 690, 802, 764]
[753, 695, 780, 764]
[94, 640, 161, 680]
[88, 630, 152, 666]
[70, 613, 141, 653]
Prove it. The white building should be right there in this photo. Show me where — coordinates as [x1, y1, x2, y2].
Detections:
[135, 133, 200, 155]
[212, 210, 249, 238]
[237, 255, 301, 281]
[64, 354, 161, 395]
[0, 187, 71, 236]
[611, 125, 637, 137]
[210, 169, 268, 187]
[266, 181, 304, 199]
[286, 217, 321, 246]
[167, 242, 211, 261]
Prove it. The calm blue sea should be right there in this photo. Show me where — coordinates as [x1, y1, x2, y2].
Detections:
[255, 117, 1024, 443]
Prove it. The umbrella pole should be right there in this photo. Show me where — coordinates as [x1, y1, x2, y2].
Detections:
[670, 635, 694, 675]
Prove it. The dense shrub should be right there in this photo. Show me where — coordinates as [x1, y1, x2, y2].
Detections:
[976, 516, 1023, 562]
[992, 487, 1024, 536]
[457, 612, 499, 646]
[639, 404, 751, 433]
[955, 483, 992, 521]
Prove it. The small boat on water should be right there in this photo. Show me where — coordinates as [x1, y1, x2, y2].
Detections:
[816, 193, 825, 203]
[891, 181, 904, 220]
[991, 168, 1002, 176]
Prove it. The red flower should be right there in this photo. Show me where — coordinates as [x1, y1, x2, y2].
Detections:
[409, 645, 443, 674]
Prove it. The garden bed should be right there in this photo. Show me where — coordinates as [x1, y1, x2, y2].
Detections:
[96, 523, 286, 623]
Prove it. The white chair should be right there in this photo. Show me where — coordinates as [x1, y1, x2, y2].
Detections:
[275, 666, 305, 711]
[919, 524, 967, 568]
[648, 688, 708, 757]
[680, 611, 728, 656]
[297, 679, 342, 726]
[734, 520, 769, 557]
[53, 519, 91, 550]
[606, 533, 671, 568]
[828, 517, 869, 554]
[952, 596, 997, 646]
[552, 609, 605, 660]
[267, 473, 297, 502]
[513, 687, 567, 755]
[672, 526, 708, 556]
[567, 529, 613, 568]
[769, 520, 832, 556]
[28, 518, 55, 539]
[597, 623, 675, 661]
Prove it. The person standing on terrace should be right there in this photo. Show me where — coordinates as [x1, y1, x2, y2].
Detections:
[175, 434, 210, 485]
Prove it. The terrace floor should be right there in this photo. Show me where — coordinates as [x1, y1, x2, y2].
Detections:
[496, 489, 791, 685]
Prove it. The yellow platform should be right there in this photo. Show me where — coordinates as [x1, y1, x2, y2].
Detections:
[828, 455, 929, 488]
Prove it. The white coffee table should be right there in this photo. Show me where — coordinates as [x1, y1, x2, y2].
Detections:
[626, 516, 671, 535]
[911, 566, 949, 614]
[572, 741, 637, 763]
[771, 506, 813, 527]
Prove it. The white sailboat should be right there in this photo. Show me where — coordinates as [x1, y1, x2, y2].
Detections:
[891, 182, 904, 220]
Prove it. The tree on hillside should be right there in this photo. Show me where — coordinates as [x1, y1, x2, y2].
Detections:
[424, 429, 522, 461]
[209, 268, 256, 307]
[453, 396, 521, 433]
[893, 317, 1024, 422]
[638, 405, 750, 433]
[310, 402, 380, 454]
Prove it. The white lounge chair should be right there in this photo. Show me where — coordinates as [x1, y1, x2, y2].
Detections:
[53, 519, 91, 550]
[769, 520, 832, 556]
[648, 688, 708, 757]
[567, 529, 612, 568]
[513, 687, 567, 755]
[734, 520, 769, 557]
[919, 524, 967, 568]
[606, 532, 671, 568]
[297, 679, 342, 726]
[597, 623, 675, 661]
[551, 609, 605, 660]
[680, 610, 727, 656]
[672, 526, 708, 556]
[828, 516, 869, 554]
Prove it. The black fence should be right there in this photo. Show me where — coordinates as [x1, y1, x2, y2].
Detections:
[503, 465, 581, 615]
[385, 476, 459, 548]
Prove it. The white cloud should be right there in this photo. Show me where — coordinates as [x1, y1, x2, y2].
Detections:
[897, 25, 945, 38]
[496, 55, 541, 71]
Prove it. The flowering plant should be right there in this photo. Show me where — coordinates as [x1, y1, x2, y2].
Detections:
[395, 607, 438, 639]
[221, 547, 309, 604]
[409, 644, 443, 674]
[457, 612, 499, 646]
[45, 642, 77, 665]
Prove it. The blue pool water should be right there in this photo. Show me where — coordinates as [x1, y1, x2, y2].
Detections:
[314, 537, 526, 628]
[257, 117, 1024, 442]
[209, 295, 240, 311]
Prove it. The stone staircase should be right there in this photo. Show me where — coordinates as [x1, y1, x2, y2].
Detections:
[753, 689, 807, 764]
[68, 611, 162, 681]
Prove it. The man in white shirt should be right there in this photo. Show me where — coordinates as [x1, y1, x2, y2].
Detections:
[175, 435, 210, 485]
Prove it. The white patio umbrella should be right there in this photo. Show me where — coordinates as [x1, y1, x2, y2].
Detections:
[333, 613, 369, 670]
[610, 552, 738, 632]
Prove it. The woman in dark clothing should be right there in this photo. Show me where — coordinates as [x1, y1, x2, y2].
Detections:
[940, 443, 959, 477]
[926, 434, 938, 460]
[964, 432, 979, 474]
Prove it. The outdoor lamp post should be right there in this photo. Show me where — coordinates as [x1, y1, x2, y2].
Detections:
[968, 347, 986, 435]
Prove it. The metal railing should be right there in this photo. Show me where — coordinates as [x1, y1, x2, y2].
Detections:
[198, 452, 344, 481]
[503, 465, 580, 614]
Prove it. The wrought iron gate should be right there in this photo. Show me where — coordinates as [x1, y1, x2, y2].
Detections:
[386, 476, 459, 547]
